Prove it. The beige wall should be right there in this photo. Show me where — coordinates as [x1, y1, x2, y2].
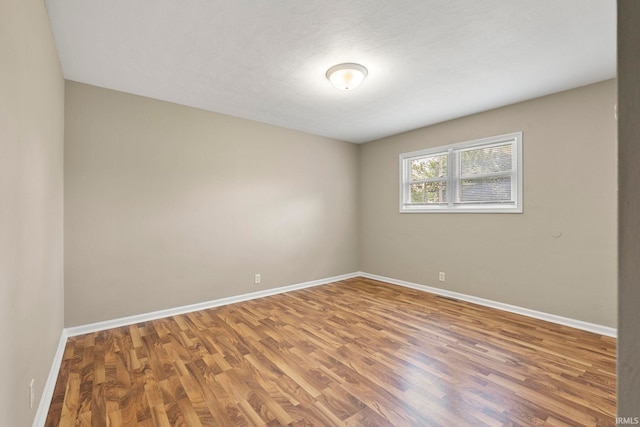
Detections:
[64, 81, 359, 327]
[359, 80, 617, 327]
[618, 0, 640, 415]
[0, 0, 65, 425]
[65, 80, 617, 329]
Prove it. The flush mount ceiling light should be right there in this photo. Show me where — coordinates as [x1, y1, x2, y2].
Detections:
[326, 63, 368, 91]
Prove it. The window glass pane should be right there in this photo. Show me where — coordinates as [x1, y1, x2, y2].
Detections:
[460, 177, 511, 203]
[426, 182, 447, 203]
[461, 144, 511, 176]
[411, 154, 447, 180]
[410, 182, 446, 204]
[410, 183, 425, 203]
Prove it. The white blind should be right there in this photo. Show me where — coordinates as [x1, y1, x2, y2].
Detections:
[458, 143, 513, 204]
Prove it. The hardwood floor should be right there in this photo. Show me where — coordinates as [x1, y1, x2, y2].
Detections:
[45, 277, 616, 427]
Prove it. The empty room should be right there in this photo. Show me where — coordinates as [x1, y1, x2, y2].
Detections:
[3, 0, 640, 426]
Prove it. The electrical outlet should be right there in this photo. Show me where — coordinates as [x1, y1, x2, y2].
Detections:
[254, 273, 261, 284]
[439, 272, 445, 282]
[29, 378, 34, 409]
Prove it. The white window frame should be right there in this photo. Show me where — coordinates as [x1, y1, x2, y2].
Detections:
[399, 132, 523, 213]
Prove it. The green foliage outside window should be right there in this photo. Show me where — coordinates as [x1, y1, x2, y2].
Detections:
[410, 154, 447, 203]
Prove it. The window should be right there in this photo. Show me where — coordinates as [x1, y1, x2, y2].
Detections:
[400, 132, 522, 213]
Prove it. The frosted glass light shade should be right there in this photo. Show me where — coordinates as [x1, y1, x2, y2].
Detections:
[326, 63, 368, 91]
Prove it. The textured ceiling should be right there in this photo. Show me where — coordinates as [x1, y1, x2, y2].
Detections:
[44, 0, 616, 143]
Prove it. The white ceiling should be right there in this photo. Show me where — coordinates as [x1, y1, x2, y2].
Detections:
[44, 0, 616, 143]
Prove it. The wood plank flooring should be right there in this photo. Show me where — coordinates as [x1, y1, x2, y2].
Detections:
[44, 277, 616, 426]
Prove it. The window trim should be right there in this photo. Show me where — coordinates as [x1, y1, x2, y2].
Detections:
[399, 132, 523, 213]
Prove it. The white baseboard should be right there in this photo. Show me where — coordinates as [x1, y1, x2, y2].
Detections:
[358, 272, 617, 338]
[32, 330, 69, 427]
[65, 272, 360, 337]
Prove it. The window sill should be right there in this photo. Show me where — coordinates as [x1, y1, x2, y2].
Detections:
[400, 206, 523, 214]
